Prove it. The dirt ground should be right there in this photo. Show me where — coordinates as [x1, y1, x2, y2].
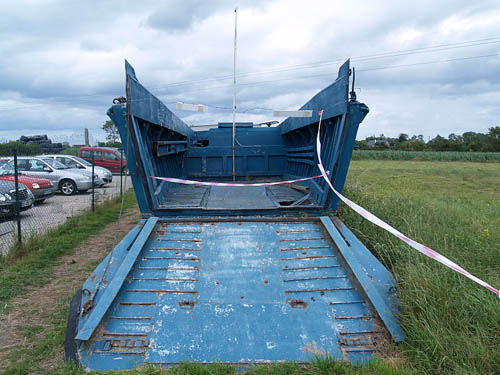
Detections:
[0, 205, 141, 372]
[0, 177, 133, 255]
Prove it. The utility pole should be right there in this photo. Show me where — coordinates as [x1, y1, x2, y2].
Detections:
[232, 7, 238, 181]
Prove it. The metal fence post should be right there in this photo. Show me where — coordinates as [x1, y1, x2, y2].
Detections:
[91, 152, 95, 212]
[120, 148, 123, 201]
[13, 149, 21, 244]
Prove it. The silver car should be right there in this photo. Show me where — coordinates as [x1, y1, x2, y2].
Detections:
[40, 155, 111, 186]
[9, 157, 95, 196]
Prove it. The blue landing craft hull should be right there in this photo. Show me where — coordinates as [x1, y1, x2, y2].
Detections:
[66, 60, 403, 371]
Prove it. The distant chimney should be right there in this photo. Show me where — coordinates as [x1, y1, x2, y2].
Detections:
[84, 128, 89, 146]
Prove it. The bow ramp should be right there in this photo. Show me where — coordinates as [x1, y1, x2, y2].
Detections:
[71, 217, 402, 371]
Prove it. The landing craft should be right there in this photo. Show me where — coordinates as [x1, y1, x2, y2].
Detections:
[64, 59, 404, 371]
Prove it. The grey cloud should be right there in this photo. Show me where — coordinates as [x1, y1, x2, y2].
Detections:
[80, 40, 108, 52]
[1, 0, 500, 143]
[146, 0, 266, 31]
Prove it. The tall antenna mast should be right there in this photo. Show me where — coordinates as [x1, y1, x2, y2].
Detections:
[232, 7, 238, 181]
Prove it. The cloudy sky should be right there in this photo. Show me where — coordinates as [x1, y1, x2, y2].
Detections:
[1, 0, 499, 144]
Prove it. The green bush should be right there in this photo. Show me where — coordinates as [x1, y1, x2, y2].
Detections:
[352, 150, 500, 162]
[0, 141, 41, 157]
[60, 146, 80, 156]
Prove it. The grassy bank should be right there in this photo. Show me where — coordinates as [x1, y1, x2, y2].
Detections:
[0, 190, 137, 309]
[338, 160, 500, 374]
[352, 150, 500, 162]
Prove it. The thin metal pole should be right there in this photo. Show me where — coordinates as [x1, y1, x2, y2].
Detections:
[232, 7, 238, 181]
[91, 152, 95, 212]
[120, 148, 123, 201]
[13, 149, 21, 244]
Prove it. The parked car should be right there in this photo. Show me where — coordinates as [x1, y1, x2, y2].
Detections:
[0, 179, 35, 220]
[78, 146, 126, 174]
[8, 157, 96, 196]
[40, 155, 112, 186]
[0, 160, 55, 203]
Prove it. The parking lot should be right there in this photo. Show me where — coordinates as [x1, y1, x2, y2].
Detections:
[0, 176, 132, 255]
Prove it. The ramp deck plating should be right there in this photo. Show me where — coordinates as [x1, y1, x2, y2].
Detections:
[76, 218, 402, 371]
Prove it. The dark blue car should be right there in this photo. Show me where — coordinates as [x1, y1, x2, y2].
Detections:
[0, 179, 35, 220]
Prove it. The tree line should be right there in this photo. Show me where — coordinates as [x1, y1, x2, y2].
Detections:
[356, 126, 500, 152]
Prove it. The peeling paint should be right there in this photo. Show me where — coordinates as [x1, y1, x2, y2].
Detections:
[266, 342, 276, 350]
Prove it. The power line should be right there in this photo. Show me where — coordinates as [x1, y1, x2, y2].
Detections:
[158, 52, 499, 97]
[358, 53, 499, 72]
[1, 49, 498, 114]
[136, 52, 500, 114]
[3, 35, 499, 106]
[145, 36, 500, 91]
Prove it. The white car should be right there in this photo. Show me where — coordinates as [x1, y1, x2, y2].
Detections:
[41, 155, 112, 186]
[9, 157, 97, 196]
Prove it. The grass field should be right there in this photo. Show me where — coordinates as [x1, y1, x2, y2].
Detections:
[0, 160, 498, 375]
[352, 150, 500, 162]
[338, 160, 500, 374]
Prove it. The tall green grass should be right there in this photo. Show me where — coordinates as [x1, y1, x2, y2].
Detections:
[338, 160, 500, 374]
[352, 150, 500, 162]
[0, 190, 137, 308]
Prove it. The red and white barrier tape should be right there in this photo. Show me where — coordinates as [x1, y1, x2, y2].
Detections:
[148, 113, 498, 297]
[316, 109, 499, 297]
[150, 174, 326, 187]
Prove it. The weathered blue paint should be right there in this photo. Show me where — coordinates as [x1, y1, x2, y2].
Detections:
[320, 216, 404, 342]
[71, 60, 404, 371]
[154, 140, 188, 157]
[107, 104, 151, 215]
[78, 219, 146, 327]
[76, 217, 158, 341]
[280, 60, 350, 135]
[108, 59, 365, 215]
[76, 219, 401, 371]
[125, 60, 194, 140]
[184, 125, 286, 178]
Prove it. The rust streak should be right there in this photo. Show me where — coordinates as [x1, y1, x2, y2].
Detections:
[276, 230, 321, 234]
[156, 238, 201, 242]
[281, 255, 337, 261]
[125, 289, 198, 294]
[103, 333, 148, 337]
[178, 300, 197, 308]
[142, 256, 200, 261]
[132, 277, 198, 282]
[156, 230, 201, 234]
[338, 330, 383, 335]
[280, 237, 326, 242]
[94, 350, 146, 356]
[149, 247, 201, 251]
[285, 287, 354, 293]
[302, 341, 327, 356]
[119, 302, 157, 306]
[344, 348, 376, 353]
[280, 246, 330, 251]
[282, 265, 341, 271]
[341, 336, 376, 346]
[283, 276, 347, 282]
[137, 266, 199, 271]
[287, 299, 308, 308]
[335, 315, 375, 320]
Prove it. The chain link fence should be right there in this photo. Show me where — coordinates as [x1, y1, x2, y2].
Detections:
[0, 150, 132, 255]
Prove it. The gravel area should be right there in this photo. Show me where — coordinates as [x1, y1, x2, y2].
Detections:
[0, 176, 132, 255]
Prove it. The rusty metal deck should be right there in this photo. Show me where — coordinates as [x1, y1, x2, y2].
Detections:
[74, 218, 402, 371]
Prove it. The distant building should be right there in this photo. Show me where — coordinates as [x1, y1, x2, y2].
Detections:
[367, 139, 390, 148]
